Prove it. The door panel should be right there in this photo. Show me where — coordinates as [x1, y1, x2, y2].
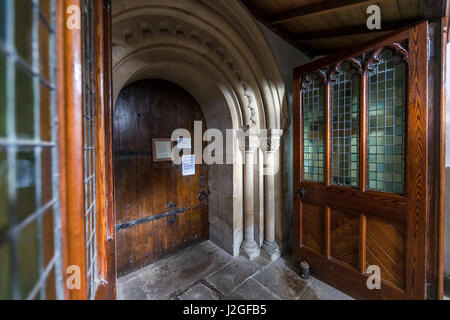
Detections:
[294, 24, 429, 299]
[114, 79, 209, 277]
[366, 216, 405, 289]
[302, 203, 325, 255]
[330, 209, 359, 271]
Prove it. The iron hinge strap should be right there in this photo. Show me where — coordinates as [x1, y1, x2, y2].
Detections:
[115, 207, 186, 231]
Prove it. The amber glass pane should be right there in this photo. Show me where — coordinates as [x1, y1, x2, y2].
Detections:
[40, 84, 51, 141]
[331, 63, 360, 188]
[0, 54, 5, 137]
[39, 18, 50, 83]
[16, 148, 36, 222]
[15, 65, 35, 139]
[302, 74, 325, 182]
[45, 266, 56, 300]
[15, 0, 33, 64]
[41, 147, 52, 205]
[367, 49, 406, 194]
[39, 0, 52, 25]
[18, 221, 39, 299]
[42, 207, 54, 267]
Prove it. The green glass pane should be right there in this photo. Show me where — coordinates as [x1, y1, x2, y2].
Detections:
[0, 0, 5, 45]
[0, 54, 5, 137]
[331, 64, 360, 188]
[15, 65, 34, 139]
[16, 148, 36, 222]
[15, 0, 33, 64]
[0, 243, 11, 299]
[18, 220, 39, 299]
[0, 147, 7, 237]
[302, 74, 325, 183]
[367, 48, 405, 194]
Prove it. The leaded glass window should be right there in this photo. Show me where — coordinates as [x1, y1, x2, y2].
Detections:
[81, 0, 98, 300]
[331, 63, 360, 188]
[367, 48, 406, 194]
[302, 74, 325, 182]
[0, 0, 63, 299]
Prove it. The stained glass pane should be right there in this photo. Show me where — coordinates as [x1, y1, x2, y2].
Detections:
[0, 53, 5, 137]
[18, 221, 39, 299]
[0, 0, 6, 44]
[15, 0, 33, 64]
[82, 0, 98, 299]
[0, 243, 11, 299]
[367, 49, 406, 194]
[15, 65, 35, 139]
[16, 148, 36, 222]
[0, 0, 62, 300]
[331, 63, 360, 188]
[302, 74, 325, 183]
[0, 147, 7, 237]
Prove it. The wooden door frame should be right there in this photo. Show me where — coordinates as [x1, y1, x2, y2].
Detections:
[293, 21, 446, 300]
[56, 0, 116, 300]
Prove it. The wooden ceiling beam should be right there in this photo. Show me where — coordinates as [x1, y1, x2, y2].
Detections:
[268, 0, 372, 25]
[293, 18, 424, 42]
[239, 0, 314, 58]
[422, 0, 447, 21]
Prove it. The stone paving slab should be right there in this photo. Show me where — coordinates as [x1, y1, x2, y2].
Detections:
[177, 283, 220, 300]
[205, 256, 261, 295]
[117, 276, 147, 300]
[224, 279, 282, 300]
[140, 242, 231, 299]
[252, 258, 314, 300]
[300, 280, 354, 300]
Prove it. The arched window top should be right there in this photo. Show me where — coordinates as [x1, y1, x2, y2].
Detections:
[367, 44, 408, 76]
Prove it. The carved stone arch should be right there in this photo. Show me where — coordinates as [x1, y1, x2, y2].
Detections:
[112, 0, 286, 257]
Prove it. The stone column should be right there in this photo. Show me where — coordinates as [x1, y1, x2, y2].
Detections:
[260, 129, 283, 261]
[239, 125, 260, 260]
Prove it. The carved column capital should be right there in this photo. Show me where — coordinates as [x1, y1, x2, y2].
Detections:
[259, 129, 283, 154]
[238, 125, 260, 153]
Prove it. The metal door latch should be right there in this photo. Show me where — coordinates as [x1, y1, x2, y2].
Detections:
[199, 190, 210, 202]
[297, 188, 307, 200]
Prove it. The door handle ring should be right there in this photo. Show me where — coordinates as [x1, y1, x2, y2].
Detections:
[297, 188, 307, 200]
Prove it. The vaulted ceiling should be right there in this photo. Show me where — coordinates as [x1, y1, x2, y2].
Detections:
[240, 0, 449, 58]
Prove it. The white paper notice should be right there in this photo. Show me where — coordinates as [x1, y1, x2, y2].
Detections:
[182, 154, 196, 176]
[178, 137, 191, 149]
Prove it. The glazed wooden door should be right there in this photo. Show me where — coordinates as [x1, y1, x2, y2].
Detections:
[114, 80, 209, 277]
[293, 23, 430, 300]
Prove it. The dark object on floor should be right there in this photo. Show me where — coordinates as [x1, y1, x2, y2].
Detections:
[299, 261, 310, 279]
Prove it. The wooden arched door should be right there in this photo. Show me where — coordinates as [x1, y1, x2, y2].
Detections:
[114, 80, 209, 277]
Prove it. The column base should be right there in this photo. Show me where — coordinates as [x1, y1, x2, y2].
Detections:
[260, 241, 281, 261]
[240, 240, 260, 260]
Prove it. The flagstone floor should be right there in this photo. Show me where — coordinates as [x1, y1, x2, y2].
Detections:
[117, 240, 353, 300]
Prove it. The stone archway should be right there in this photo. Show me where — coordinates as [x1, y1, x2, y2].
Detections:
[112, 0, 286, 259]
